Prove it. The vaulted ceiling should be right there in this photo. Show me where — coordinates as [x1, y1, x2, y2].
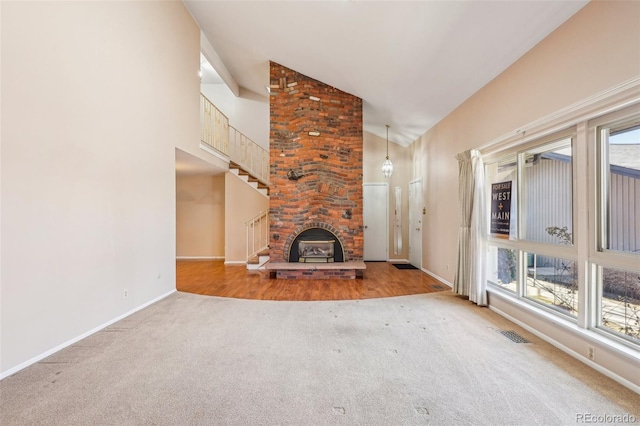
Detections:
[185, 1, 588, 147]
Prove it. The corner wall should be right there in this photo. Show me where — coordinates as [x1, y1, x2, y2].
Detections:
[362, 132, 410, 261]
[224, 173, 269, 263]
[413, 0, 640, 389]
[176, 174, 225, 258]
[414, 0, 640, 284]
[0, 0, 200, 375]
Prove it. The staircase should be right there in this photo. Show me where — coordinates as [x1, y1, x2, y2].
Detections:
[245, 209, 270, 270]
[200, 93, 270, 268]
[229, 161, 269, 197]
[247, 246, 270, 270]
[229, 162, 270, 269]
[228, 163, 270, 269]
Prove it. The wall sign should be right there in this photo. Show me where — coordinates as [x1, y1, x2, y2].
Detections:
[491, 181, 512, 239]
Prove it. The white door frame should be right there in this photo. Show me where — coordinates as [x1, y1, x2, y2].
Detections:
[363, 183, 389, 261]
[409, 178, 423, 269]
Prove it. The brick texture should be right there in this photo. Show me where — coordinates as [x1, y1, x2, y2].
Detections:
[275, 269, 357, 280]
[269, 62, 363, 262]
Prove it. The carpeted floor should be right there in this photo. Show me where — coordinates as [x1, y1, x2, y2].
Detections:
[1, 291, 638, 425]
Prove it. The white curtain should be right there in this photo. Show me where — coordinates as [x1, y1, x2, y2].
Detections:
[453, 149, 487, 306]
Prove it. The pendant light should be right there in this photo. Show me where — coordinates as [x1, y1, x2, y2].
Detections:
[382, 124, 394, 178]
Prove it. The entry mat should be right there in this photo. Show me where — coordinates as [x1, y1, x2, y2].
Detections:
[393, 263, 418, 270]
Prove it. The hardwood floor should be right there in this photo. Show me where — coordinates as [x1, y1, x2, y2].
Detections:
[176, 260, 450, 301]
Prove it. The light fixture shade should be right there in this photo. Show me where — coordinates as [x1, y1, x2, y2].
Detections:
[382, 124, 393, 178]
[382, 157, 394, 178]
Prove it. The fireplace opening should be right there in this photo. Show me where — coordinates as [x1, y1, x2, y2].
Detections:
[288, 228, 344, 262]
[299, 240, 335, 263]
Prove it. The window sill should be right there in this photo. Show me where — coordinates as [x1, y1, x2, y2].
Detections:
[487, 285, 640, 363]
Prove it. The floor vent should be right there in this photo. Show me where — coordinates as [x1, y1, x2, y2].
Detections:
[499, 330, 530, 343]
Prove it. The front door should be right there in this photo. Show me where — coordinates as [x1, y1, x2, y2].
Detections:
[363, 183, 388, 261]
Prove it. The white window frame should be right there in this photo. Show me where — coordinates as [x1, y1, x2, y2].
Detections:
[481, 81, 640, 352]
[587, 106, 640, 346]
[485, 128, 581, 320]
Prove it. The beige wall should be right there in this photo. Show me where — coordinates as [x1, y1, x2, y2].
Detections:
[363, 131, 410, 260]
[224, 173, 269, 263]
[176, 174, 225, 258]
[1, 0, 199, 375]
[413, 0, 640, 284]
[411, 0, 640, 388]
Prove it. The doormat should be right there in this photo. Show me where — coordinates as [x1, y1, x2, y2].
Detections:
[393, 263, 418, 270]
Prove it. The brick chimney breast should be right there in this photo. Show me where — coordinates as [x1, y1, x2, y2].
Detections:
[269, 62, 363, 262]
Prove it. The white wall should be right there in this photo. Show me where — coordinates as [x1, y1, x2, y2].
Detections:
[176, 174, 225, 258]
[201, 84, 269, 151]
[1, 0, 200, 375]
[224, 173, 269, 263]
[362, 131, 410, 260]
[414, 0, 640, 285]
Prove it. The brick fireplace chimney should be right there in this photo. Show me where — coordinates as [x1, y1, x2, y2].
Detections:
[269, 62, 363, 262]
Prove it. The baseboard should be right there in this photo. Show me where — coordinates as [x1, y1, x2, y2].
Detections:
[489, 304, 640, 395]
[422, 268, 453, 288]
[224, 260, 247, 265]
[0, 289, 176, 380]
[176, 256, 224, 260]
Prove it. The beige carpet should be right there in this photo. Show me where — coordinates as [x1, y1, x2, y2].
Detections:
[1, 290, 638, 425]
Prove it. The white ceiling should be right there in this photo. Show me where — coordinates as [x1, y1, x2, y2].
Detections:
[185, 0, 588, 146]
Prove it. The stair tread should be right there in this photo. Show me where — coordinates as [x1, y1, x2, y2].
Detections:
[230, 160, 270, 199]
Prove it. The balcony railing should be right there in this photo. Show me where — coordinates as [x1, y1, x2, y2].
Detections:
[200, 93, 269, 185]
[200, 93, 229, 156]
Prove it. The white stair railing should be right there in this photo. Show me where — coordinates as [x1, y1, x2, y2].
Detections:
[200, 94, 229, 155]
[200, 93, 269, 187]
[229, 126, 269, 185]
[246, 209, 269, 262]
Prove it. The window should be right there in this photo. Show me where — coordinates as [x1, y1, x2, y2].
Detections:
[593, 111, 640, 344]
[485, 132, 578, 316]
[522, 140, 573, 245]
[487, 246, 517, 293]
[525, 253, 578, 316]
[486, 156, 517, 239]
[597, 120, 640, 255]
[596, 265, 640, 343]
[485, 157, 518, 294]
[484, 103, 640, 351]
